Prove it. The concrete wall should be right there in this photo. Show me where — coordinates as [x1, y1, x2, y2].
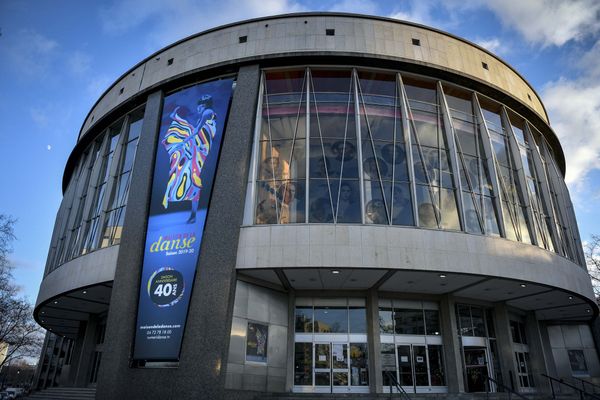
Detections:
[225, 280, 289, 392]
[78, 13, 549, 141]
[35, 245, 118, 307]
[236, 225, 596, 303]
[547, 324, 600, 378]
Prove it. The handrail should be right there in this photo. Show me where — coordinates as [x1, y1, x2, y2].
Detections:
[542, 373, 600, 400]
[383, 370, 411, 400]
[485, 375, 529, 400]
[571, 376, 600, 394]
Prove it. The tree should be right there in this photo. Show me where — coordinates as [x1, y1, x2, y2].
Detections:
[0, 215, 43, 370]
[585, 234, 600, 297]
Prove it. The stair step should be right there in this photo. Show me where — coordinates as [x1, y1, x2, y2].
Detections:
[24, 387, 96, 400]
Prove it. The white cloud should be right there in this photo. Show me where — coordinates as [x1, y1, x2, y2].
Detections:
[543, 73, 600, 191]
[2, 29, 59, 78]
[86, 75, 113, 99]
[329, 0, 378, 15]
[67, 51, 93, 76]
[473, 37, 508, 56]
[484, 0, 600, 47]
[99, 0, 307, 49]
[388, 1, 441, 28]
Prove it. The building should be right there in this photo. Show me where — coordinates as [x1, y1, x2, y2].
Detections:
[33, 13, 599, 398]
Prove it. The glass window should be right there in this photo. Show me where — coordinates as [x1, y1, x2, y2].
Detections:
[568, 350, 588, 375]
[294, 343, 312, 385]
[458, 305, 473, 336]
[314, 306, 348, 333]
[428, 345, 446, 386]
[510, 320, 527, 344]
[471, 307, 486, 337]
[380, 343, 397, 387]
[246, 322, 268, 363]
[394, 309, 425, 335]
[425, 310, 440, 335]
[295, 307, 313, 333]
[350, 343, 369, 386]
[349, 307, 367, 334]
[378, 307, 394, 334]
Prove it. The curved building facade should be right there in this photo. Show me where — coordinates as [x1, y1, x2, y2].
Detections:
[34, 13, 598, 398]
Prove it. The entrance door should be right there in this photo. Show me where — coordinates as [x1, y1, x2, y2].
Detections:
[464, 346, 489, 392]
[313, 342, 349, 393]
[396, 344, 429, 392]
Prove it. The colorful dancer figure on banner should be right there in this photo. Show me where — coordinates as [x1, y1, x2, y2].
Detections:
[162, 95, 216, 223]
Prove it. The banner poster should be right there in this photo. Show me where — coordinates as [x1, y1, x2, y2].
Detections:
[133, 78, 234, 361]
[245, 322, 268, 363]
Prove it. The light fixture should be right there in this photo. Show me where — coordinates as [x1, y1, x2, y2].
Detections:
[41, 311, 45, 314]
[439, 274, 446, 278]
[83, 290, 87, 294]
[568, 296, 574, 300]
[520, 284, 527, 288]
[332, 270, 340, 274]
[586, 309, 591, 313]
[54, 301, 58, 304]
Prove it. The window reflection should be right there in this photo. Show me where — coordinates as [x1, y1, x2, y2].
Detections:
[250, 67, 579, 262]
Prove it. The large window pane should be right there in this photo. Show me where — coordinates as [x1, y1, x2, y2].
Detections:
[349, 307, 367, 334]
[394, 309, 425, 335]
[295, 307, 313, 333]
[379, 307, 394, 334]
[314, 307, 348, 333]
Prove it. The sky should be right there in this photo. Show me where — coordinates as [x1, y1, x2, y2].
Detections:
[0, 0, 599, 303]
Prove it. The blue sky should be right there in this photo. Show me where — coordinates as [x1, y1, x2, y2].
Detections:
[1, 0, 599, 303]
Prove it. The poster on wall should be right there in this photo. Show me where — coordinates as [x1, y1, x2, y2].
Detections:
[133, 78, 234, 361]
[246, 322, 268, 363]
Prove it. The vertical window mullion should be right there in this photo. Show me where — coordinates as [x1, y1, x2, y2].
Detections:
[474, 93, 507, 238]
[501, 106, 536, 245]
[398, 74, 419, 226]
[353, 69, 366, 225]
[246, 72, 265, 225]
[437, 82, 466, 232]
[305, 67, 310, 223]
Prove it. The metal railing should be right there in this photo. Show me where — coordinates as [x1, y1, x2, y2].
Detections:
[571, 376, 600, 394]
[542, 373, 600, 400]
[485, 375, 529, 400]
[383, 370, 411, 400]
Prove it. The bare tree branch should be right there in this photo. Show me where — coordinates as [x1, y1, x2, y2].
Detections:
[0, 215, 43, 369]
[585, 234, 600, 297]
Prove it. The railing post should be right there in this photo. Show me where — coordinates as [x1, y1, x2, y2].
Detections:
[548, 376, 556, 399]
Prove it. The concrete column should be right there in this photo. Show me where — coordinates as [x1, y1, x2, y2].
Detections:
[439, 295, 465, 393]
[74, 316, 98, 387]
[366, 289, 382, 393]
[285, 290, 295, 391]
[493, 303, 516, 390]
[96, 90, 164, 400]
[524, 312, 550, 392]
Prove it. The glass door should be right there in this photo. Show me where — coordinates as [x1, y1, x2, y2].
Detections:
[397, 345, 413, 388]
[396, 344, 431, 392]
[331, 343, 349, 392]
[314, 342, 350, 393]
[464, 346, 489, 392]
[314, 343, 331, 391]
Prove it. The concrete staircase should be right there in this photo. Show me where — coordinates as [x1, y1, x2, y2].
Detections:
[251, 393, 587, 400]
[24, 387, 96, 400]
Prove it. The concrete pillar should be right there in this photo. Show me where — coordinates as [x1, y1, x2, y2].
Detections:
[493, 303, 516, 390]
[440, 295, 465, 393]
[524, 312, 550, 392]
[74, 316, 98, 387]
[285, 290, 295, 391]
[366, 289, 382, 393]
